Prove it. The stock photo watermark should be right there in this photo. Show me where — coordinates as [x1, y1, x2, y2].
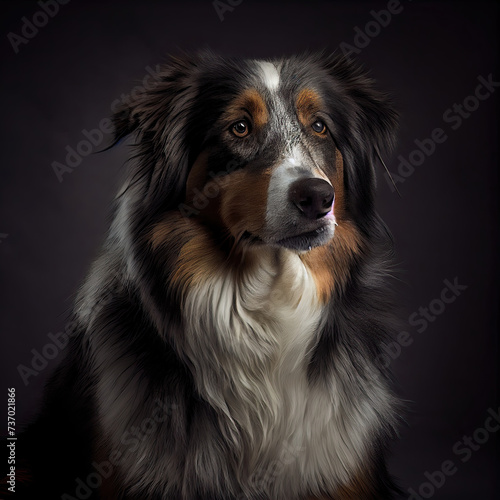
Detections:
[213, 0, 243, 22]
[384, 73, 500, 193]
[408, 406, 500, 499]
[339, 0, 409, 59]
[7, 0, 71, 54]
[177, 158, 245, 218]
[17, 275, 125, 386]
[377, 277, 468, 367]
[61, 399, 177, 499]
[51, 64, 163, 183]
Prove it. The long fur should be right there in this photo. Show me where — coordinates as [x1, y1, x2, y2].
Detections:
[2, 51, 402, 500]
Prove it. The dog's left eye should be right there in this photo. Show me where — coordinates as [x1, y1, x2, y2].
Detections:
[232, 120, 250, 138]
[311, 120, 327, 135]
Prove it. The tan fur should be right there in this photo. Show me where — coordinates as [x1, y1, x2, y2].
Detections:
[330, 149, 347, 219]
[219, 168, 271, 237]
[296, 88, 323, 131]
[301, 148, 362, 303]
[305, 472, 375, 500]
[333, 472, 378, 500]
[300, 221, 362, 303]
[171, 230, 224, 292]
[150, 214, 191, 251]
[223, 88, 269, 129]
[151, 215, 221, 293]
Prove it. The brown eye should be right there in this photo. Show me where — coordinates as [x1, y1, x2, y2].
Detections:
[232, 120, 250, 137]
[312, 120, 327, 135]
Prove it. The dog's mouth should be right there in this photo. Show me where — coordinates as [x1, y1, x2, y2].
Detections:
[274, 222, 335, 251]
[241, 218, 336, 252]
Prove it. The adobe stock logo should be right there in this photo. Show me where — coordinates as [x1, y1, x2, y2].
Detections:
[213, 0, 243, 22]
[50, 119, 115, 182]
[7, 0, 71, 54]
[384, 73, 500, 193]
[17, 274, 125, 386]
[377, 277, 468, 367]
[339, 0, 410, 60]
[62, 399, 177, 499]
[408, 407, 500, 499]
[51, 64, 162, 182]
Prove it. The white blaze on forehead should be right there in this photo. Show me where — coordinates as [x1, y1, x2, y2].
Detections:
[257, 61, 280, 91]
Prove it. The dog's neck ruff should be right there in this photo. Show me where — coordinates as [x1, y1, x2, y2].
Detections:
[182, 247, 323, 434]
[181, 247, 380, 497]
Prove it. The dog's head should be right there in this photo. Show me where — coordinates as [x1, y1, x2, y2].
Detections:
[113, 51, 397, 252]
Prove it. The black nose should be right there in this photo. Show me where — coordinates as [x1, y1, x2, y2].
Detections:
[289, 178, 334, 220]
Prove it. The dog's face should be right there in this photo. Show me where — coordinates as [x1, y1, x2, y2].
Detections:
[185, 62, 344, 252]
[114, 52, 397, 253]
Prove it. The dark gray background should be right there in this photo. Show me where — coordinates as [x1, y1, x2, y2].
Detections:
[0, 1, 498, 498]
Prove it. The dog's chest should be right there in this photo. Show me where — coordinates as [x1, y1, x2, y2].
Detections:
[183, 250, 323, 399]
[182, 250, 371, 494]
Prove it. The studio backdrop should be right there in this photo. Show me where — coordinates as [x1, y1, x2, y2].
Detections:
[0, 1, 498, 499]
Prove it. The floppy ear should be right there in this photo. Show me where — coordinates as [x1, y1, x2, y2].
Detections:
[111, 55, 200, 211]
[318, 52, 398, 220]
[320, 52, 398, 156]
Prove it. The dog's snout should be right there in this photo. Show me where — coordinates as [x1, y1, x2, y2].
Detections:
[289, 178, 334, 220]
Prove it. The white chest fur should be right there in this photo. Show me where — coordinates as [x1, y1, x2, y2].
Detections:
[182, 248, 385, 497]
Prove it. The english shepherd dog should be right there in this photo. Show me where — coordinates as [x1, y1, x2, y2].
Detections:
[6, 51, 403, 499]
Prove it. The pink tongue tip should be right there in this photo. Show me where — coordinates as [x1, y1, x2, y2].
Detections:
[326, 200, 334, 218]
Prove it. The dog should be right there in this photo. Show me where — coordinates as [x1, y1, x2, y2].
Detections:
[5, 51, 402, 499]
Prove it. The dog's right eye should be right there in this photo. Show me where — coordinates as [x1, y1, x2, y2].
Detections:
[232, 120, 250, 138]
[311, 120, 327, 135]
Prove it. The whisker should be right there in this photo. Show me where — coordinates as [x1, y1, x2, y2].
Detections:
[375, 147, 401, 198]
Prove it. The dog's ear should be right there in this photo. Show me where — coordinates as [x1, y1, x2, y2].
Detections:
[320, 52, 398, 157]
[317, 52, 399, 219]
[111, 55, 200, 210]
